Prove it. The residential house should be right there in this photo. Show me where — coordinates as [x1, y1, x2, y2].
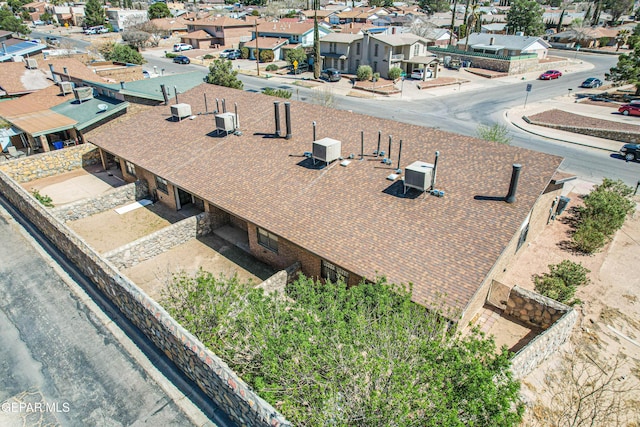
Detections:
[320, 31, 435, 78]
[456, 33, 550, 59]
[106, 9, 148, 32]
[182, 30, 214, 49]
[0, 60, 52, 98]
[0, 34, 47, 63]
[52, 5, 85, 27]
[481, 23, 508, 34]
[299, 9, 339, 24]
[422, 28, 455, 46]
[23, 1, 47, 22]
[548, 27, 620, 48]
[186, 16, 256, 49]
[84, 83, 565, 328]
[244, 37, 288, 61]
[150, 17, 190, 35]
[249, 20, 332, 59]
[336, 7, 389, 24]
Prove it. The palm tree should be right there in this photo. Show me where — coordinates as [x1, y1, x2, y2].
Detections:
[464, 1, 478, 52]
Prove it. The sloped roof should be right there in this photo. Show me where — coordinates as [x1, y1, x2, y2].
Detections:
[150, 17, 190, 31]
[0, 61, 52, 96]
[0, 85, 73, 118]
[257, 21, 315, 35]
[186, 30, 213, 39]
[372, 33, 428, 47]
[10, 109, 76, 136]
[319, 32, 363, 43]
[47, 57, 108, 83]
[249, 37, 289, 49]
[190, 16, 252, 27]
[459, 33, 551, 50]
[86, 83, 562, 316]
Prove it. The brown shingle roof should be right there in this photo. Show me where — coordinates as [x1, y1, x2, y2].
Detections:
[86, 84, 562, 314]
[0, 61, 52, 96]
[0, 85, 73, 118]
[46, 57, 107, 83]
[190, 16, 252, 27]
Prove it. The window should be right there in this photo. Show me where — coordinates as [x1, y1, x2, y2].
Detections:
[414, 44, 419, 56]
[155, 176, 168, 194]
[321, 260, 349, 283]
[356, 42, 360, 55]
[330, 42, 337, 53]
[124, 160, 136, 177]
[257, 227, 278, 252]
[374, 43, 379, 56]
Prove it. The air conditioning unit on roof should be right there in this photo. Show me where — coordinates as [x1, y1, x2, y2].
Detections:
[171, 103, 192, 121]
[215, 112, 236, 134]
[404, 161, 434, 193]
[312, 138, 341, 165]
[58, 81, 74, 95]
[73, 86, 94, 103]
[25, 58, 37, 69]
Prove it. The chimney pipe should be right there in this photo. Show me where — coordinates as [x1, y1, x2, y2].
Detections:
[222, 98, 226, 113]
[160, 84, 169, 105]
[234, 102, 239, 129]
[48, 63, 58, 83]
[64, 67, 69, 79]
[120, 81, 125, 89]
[387, 135, 392, 160]
[274, 101, 281, 137]
[215, 98, 220, 113]
[376, 130, 381, 156]
[360, 130, 364, 159]
[1, 42, 6, 55]
[397, 139, 402, 170]
[506, 164, 522, 203]
[312, 121, 317, 141]
[174, 86, 178, 104]
[489, 37, 495, 46]
[431, 151, 439, 190]
[204, 93, 208, 113]
[284, 102, 292, 139]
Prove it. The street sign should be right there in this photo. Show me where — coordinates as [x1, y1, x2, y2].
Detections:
[526, 83, 532, 92]
[293, 60, 298, 70]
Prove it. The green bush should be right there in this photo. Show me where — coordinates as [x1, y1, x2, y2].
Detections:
[32, 189, 54, 207]
[265, 63, 279, 71]
[165, 52, 177, 58]
[240, 47, 249, 59]
[203, 54, 214, 59]
[477, 122, 512, 145]
[598, 36, 611, 47]
[262, 87, 292, 98]
[356, 64, 372, 81]
[572, 178, 635, 253]
[533, 260, 590, 305]
[373, 72, 380, 81]
[259, 49, 274, 63]
[388, 67, 402, 80]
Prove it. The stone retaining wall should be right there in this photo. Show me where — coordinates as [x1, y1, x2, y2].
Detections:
[52, 181, 149, 223]
[104, 213, 210, 270]
[430, 53, 570, 75]
[257, 262, 302, 294]
[0, 169, 290, 427]
[507, 286, 577, 379]
[0, 144, 101, 183]
[523, 117, 640, 144]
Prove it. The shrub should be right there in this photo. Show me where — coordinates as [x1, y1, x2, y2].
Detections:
[32, 189, 54, 207]
[165, 52, 177, 58]
[572, 178, 635, 253]
[265, 63, 279, 71]
[373, 72, 380, 81]
[259, 49, 274, 63]
[476, 123, 512, 145]
[388, 67, 402, 80]
[262, 87, 292, 98]
[203, 54, 214, 59]
[240, 47, 249, 59]
[356, 64, 372, 81]
[533, 260, 590, 305]
[598, 36, 610, 47]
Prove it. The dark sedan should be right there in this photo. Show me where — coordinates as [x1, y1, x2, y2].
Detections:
[580, 77, 603, 88]
[620, 143, 640, 161]
[539, 70, 562, 80]
[173, 55, 190, 64]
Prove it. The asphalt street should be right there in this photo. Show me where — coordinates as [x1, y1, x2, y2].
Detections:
[0, 203, 222, 426]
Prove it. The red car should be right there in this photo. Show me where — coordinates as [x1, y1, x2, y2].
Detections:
[539, 70, 562, 80]
[618, 102, 640, 116]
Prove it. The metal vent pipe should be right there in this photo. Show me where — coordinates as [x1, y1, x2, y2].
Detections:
[360, 130, 364, 159]
[160, 84, 169, 105]
[48, 64, 58, 83]
[174, 86, 178, 104]
[274, 101, 281, 137]
[222, 98, 226, 113]
[234, 102, 239, 129]
[388, 135, 392, 159]
[312, 121, 316, 141]
[284, 102, 292, 139]
[506, 163, 522, 203]
[204, 93, 208, 113]
[397, 140, 402, 170]
[431, 151, 439, 190]
[377, 130, 381, 156]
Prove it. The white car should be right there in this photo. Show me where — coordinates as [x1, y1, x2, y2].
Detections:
[173, 43, 193, 52]
[411, 68, 432, 80]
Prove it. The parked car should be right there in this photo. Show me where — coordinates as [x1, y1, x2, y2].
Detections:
[173, 43, 193, 52]
[539, 70, 562, 80]
[44, 36, 59, 45]
[618, 103, 640, 116]
[320, 68, 341, 82]
[84, 26, 108, 35]
[219, 49, 240, 58]
[32, 20, 45, 26]
[410, 68, 432, 80]
[580, 77, 602, 88]
[173, 55, 190, 64]
[619, 143, 640, 161]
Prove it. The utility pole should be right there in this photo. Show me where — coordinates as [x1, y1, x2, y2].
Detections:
[255, 21, 260, 77]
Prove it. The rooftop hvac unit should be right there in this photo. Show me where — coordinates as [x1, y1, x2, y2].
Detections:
[171, 103, 192, 121]
[404, 161, 434, 194]
[58, 81, 74, 95]
[215, 112, 236, 134]
[25, 58, 37, 69]
[312, 137, 341, 165]
[73, 86, 94, 103]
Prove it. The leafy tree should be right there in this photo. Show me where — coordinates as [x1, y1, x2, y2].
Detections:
[388, 66, 402, 80]
[101, 42, 145, 64]
[259, 49, 274, 62]
[418, 0, 450, 14]
[84, 0, 105, 28]
[506, 0, 545, 36]
[356, 64, 373, 81]
[604, 0, 633, 24]
[477, 123, 512, 145]
[20, 10, 29, 21]
[132, 21, 168, 47]
[285, 48, 306, 67]
[0, 9, 30, 34]
[148, 2, 171, 20]
[161, 272, 524, 426]
[121, 30, 149, 50]
[606, 45, 640, 95]
[572, 178, 635, 253]
[533, 260, 590, 305]
[206, 58, 243, 89]
[40, 11, 52, 23]
[615, 29, 630, 51]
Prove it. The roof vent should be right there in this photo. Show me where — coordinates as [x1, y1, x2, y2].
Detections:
[404, 161, 434, 194]
[59, 81, 74, 95]
[215, 112, 236, 135]
[73, 86, 94, 103]
[171, 103, 192, 122]
[25, 58, 38, 69]
[312, 137, 341, 165]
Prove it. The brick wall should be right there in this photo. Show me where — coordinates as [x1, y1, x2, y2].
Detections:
[0, 144, 101, 183]
[508, 286, 577, 378]
[0, 169, 291, 427]
[51, 181, 149, 222]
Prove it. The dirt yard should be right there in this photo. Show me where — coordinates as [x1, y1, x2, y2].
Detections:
[498, 189, 640, 425]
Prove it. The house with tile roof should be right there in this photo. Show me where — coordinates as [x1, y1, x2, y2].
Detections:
[246, 20, 332, 60]
[320, 31, 436, 78]
[186, 16, 257, 50]
[84, 83, 566, 327]
[456, 33, 551, 59]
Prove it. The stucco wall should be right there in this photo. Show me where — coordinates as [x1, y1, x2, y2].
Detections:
[0, 169, 290, 427]
[51, 180, 149, 222]
[0, 144, 101, 183]
[430, 52, 570, 75]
